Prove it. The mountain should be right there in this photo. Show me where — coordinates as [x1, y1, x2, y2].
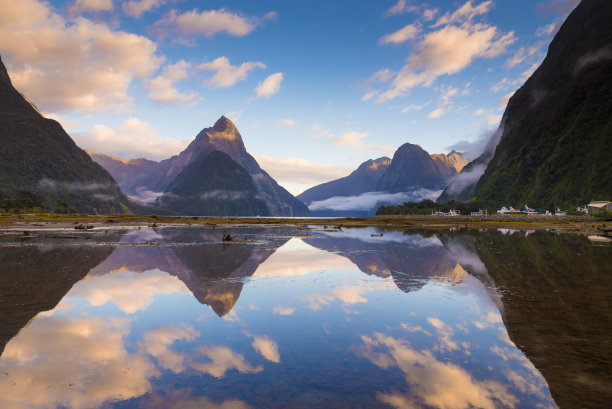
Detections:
[440, 0, 612, 207]
[0, 56, 131, 213]
[377, 143, 448, 192]
[430, 150, 469, 180]
[298, 144, 467, 216]
[159, 150, 271, 216]
[90, 116, 309, 216]
[298, 157, 391, 204]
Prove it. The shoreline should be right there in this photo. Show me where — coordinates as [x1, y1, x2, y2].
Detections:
[0, 213, 609, 236]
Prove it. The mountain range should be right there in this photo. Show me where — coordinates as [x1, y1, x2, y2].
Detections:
[0, 56, 131, 214]
[439, 0, 612, 208]
[299, 144, 467, 216]
[90, 116, 309, 216]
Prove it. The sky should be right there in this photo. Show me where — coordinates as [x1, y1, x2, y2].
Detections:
[0, 0, 579, 195]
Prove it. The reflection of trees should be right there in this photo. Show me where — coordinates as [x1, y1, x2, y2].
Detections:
[0, 241, 118, 356]
[465, 230, 612, 409]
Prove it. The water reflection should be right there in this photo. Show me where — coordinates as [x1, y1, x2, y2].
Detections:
[0, 226, 608, 408]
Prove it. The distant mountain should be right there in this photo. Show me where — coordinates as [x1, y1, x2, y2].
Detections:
[298, 157, 391, 204]
[439, 0, 612, 207]
[377, 143, 451, 193]
[0, 56, 131, 213]
[298, 143, 467, 216]
[430, 150, 469, 180]
[90, 116, 309, 216]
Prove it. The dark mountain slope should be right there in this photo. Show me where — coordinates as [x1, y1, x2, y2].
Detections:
[0, 56, 131, 213]
[377, 143, 447, 192]
[158, 150, 270, 216]
[442, 0, 612, 207]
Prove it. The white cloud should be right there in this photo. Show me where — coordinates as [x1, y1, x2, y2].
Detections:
[498, 91, 514, 106]
[357, 332, 519, 409]
[0, 0, 163, 114]
[69, 0, 113, 15]
[422, 8, 439, 21]
[190, 346, 262, 378]
[251, 335, 280, 363]
[427, 86, 458, 119]
[384, 0, 419, 17]
[432, 0, 492, 27]
[255, 72, 283, 98]
[309, 190, 442, 212]
[141, 325, 199, 373]
[535, 22, 557, 37]
[0, 314, 159, 409]
[75, 117, 189, 160]
[148, 60, 202, 105]
[335, 131, 394, 155]
[156, 8, 267, 38]
[486, 114, 502, 126]
[402, 101, 430, 112]
[197, 56, 266, 88]
[275, 118, 296, 127]
[379, 24, 420, 45]
[368, 1, 515, 102]
[253, 155, 351, 188]
[428, 107, 445, 119]
[70, 269, 190, 314]
[122, 0, 164, 18]
[273, 306, 296, 315]
[505, 44, 542, 68]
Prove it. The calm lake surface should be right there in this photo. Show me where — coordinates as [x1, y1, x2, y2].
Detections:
[0, 226, 610, 409]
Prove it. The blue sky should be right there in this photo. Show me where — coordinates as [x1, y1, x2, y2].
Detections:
[0, 0, 579, 194]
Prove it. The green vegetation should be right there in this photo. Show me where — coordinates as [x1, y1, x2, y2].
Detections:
[0, 56, 132, 214]
[472, 0, 612, 209]
[0, 191, 44, 213]
[376, 199, 490, 215]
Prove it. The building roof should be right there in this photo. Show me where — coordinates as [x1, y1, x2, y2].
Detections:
[587, 201, 611, 208]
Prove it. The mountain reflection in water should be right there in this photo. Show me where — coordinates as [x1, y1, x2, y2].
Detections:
[0, 226, 608, 408]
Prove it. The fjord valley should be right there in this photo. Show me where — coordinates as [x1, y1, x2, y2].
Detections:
[0, 0, 611, 408]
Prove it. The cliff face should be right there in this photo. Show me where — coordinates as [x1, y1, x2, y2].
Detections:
[91, 116, 309, 216]
[441, 0, 612, 207]
[0, 56, 131, 213]
[430, 151, 469, 180]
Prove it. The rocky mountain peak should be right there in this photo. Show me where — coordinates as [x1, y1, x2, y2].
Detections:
[367, 157, 392, 171]
[212, 115, 239, 135]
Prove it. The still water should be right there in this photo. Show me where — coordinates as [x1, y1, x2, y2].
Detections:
[0, 226, 610, 408]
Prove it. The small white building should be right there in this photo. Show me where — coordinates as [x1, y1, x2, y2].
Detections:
[587, 201, 612, 213]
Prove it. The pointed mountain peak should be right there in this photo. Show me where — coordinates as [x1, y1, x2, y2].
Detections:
[213, 115, 238, 133]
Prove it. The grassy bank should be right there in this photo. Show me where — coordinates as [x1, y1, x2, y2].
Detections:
[0, 213, 609, 235]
